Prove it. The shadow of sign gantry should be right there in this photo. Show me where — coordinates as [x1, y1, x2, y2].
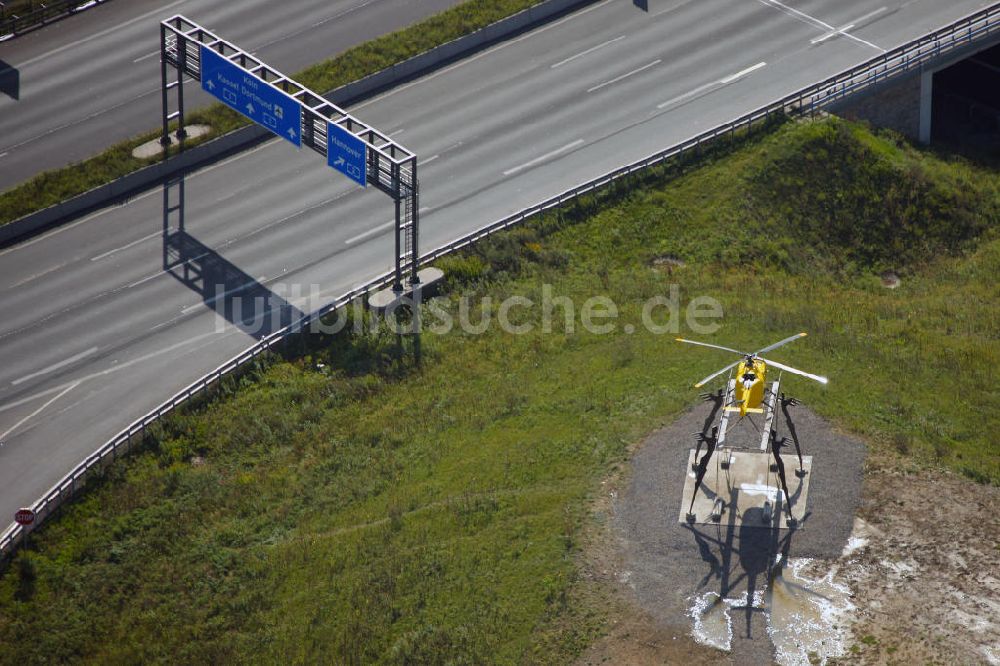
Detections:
[0, 59, 19, 100]
[161, 175, 303, 339]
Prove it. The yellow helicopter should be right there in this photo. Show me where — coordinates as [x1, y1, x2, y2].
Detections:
[676, 332, 828, 417]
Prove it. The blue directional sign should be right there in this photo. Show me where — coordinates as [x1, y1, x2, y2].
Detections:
[200, 45, 301, 147]
[327, 122, 367, 187]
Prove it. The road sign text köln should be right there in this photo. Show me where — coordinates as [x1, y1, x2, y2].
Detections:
[327, 122, 367, 187]
[200, 45, 302, 147]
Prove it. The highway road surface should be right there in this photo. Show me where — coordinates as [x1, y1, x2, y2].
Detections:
[0, 0, 994, 531]
[0, 0, 462, 192]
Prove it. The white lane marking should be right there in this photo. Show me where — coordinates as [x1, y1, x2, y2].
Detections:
[345, 221, 394, 246]
[503, 139, 584, 176]
[657, 62, 767, 110]
[811, 7, 888, 44]
[848, 6, 890, 28]
[0, 329, 222, 438]
[1, 83, 162, 154]
[0, 381, 78, 414]
[9, 261, 68, 289]
[651, 0, 695, 17]
[89, 230, 161, 261]
[0, 381, 79, 441]
[353, 0, 616, 111]
[587, 59, 661, 93]
[251, 0, 378, 55]
[811, 24, 854, 44]
[181, 281, 259, 315]
[0, 152, 7, 158]
[421, 154, 440, 165]
[656, 80, 721, 110]
[344, 206, 431, 246]
[127, 270, 168, 290]
[719, 61, 767, 84]
[0, 142, 274, 261]
[12, 347, 98, 386]
[17, 0, 190, 69]
[551, 35, 625, 69]
[755, 0, 885, 52]
[133, 50, 159, 63]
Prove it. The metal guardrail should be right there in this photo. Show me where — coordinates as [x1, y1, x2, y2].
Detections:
[2, 2, 1000, 559]
[0, 0, 108, 39]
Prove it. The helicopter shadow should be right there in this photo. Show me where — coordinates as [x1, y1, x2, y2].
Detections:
[161, 173, 303, 339]
[684, 500, 814, 642]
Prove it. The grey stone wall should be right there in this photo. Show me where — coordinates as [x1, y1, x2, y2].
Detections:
[836, 74, 922, 140]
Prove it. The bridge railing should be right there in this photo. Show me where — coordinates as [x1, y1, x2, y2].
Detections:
[0, 0, 108, 39]
[3, 1, 1000, 559]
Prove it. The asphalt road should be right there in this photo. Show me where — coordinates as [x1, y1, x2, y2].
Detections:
[0, 0, 993, 531]
[0, 0, 462, 192]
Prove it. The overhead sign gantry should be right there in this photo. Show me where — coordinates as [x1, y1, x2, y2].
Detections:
[159, 15, 418, 292]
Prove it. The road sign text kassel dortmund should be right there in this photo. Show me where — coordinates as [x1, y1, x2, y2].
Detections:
[200, 45, 302, 147]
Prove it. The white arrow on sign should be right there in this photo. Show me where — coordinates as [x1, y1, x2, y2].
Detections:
[246, 102, 255, 114]
[334, 156, 345, 167]
[206, 80, 215, 90]
[287, 128, 297, 140]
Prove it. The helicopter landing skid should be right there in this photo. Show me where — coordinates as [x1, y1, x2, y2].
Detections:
[679, 379, 812, 529]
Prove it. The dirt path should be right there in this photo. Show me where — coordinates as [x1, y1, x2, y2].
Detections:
[572, 397, 1000, 665]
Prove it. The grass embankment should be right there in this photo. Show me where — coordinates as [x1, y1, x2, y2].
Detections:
[0, 0, 556, 224]
[1, 117, 997, 662]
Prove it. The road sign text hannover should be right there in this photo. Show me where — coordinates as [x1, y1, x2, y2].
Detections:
[327, 122, 367, 187]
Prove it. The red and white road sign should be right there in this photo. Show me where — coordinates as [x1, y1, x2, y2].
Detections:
[14, 508, 35, 526]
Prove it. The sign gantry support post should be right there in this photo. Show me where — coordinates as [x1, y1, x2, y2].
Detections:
[159, 15, 419, 297]
[159, 22, 187, 151]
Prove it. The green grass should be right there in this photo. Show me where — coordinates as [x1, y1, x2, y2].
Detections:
[0, 0, 557, 225]
[0, 116, 997, 663]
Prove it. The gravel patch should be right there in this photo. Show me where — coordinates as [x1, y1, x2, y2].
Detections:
[611, 398, 866, 664]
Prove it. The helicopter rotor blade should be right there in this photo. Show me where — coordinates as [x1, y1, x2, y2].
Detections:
[753, 332, 809, 357]
[760, 358, 828, 385]
[675, 338, 746, 356]
[694, 359, 743, 389]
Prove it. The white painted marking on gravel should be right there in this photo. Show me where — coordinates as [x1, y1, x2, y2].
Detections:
[587, 59, 661, 93]
[551, 35, 625, 68]
[12, 347, 98, 386]
[503, 139, 584, 176]
[133, 50, 160, 63]
[421, 154, 440, 165]
[89, 230, 161, 261]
